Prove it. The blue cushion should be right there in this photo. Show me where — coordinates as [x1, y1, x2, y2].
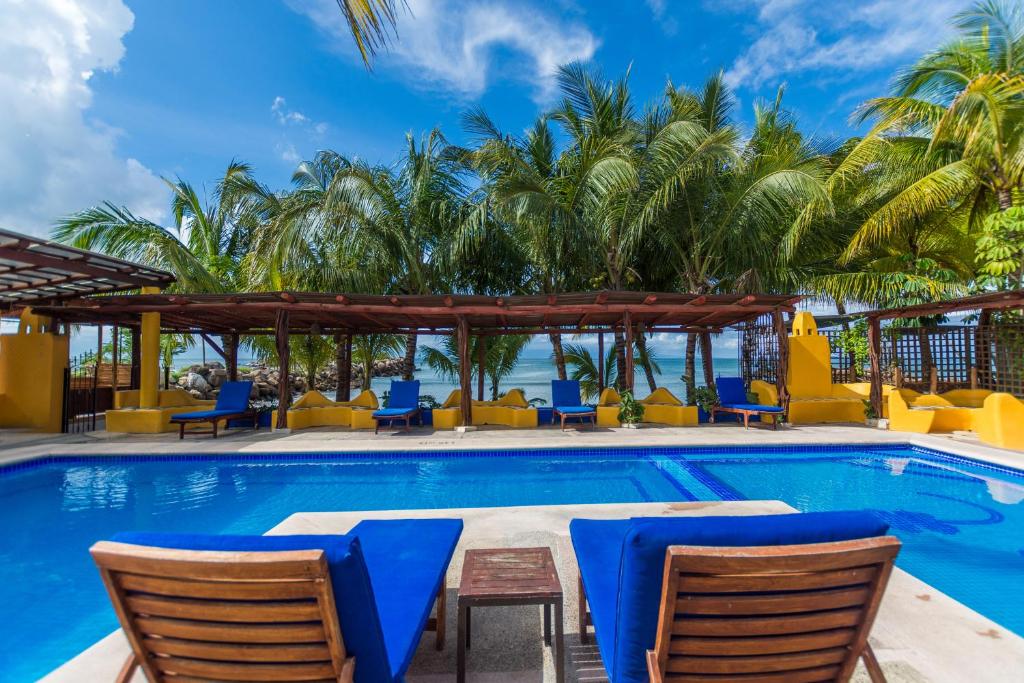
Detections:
[570, 518, 631, 667]
[373, 407, 418, 417]
[715, 376, 748, 405]
[110, 531, 392, 683]
[552, 380, 583, 408]
[351, 519, 463, 678]
[388, 380, 420, 410]
[169, 409, 240, 421]
[719, 403, 784, 412]
[571, 511, 890, 683]
[214, 381, 253, 411]
[555, 405, 595, 414]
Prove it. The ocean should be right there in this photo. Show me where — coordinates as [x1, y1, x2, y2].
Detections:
[70, 331, 740, 403]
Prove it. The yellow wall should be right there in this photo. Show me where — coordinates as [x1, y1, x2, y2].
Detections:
[976, 393, 1024, 450]
[788, 312, 836, 399]
[0, 315, 69, 432]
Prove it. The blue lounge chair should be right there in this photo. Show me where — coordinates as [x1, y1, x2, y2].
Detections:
[169, 380, 255, 439]
[711, 376, 785, 429]
[570, 511, 898, 683]
[552, 379, 596, 430]
[91, 518, 463, 683]
[373, 380, 421, 433]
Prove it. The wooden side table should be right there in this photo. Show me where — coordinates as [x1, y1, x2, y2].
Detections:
[457, 547, 564, 683]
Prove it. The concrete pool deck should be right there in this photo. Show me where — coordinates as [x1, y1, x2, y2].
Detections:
[45, 499, 1024, 682]
[11, 422, 1024, 681]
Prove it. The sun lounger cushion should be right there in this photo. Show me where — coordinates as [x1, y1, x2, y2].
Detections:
[570, 511, 890, 683]
[556, 405, 596, 414]
[388, 380, 420, 409]
[373, 407, 419, 417]
[350, 519, 463, 677]
[167, 408, 240, 420]
[720, 403, 784, 412]
[170, 380, 253, 422]
[552, 379, 589, 408]
[112, 517, 463, 683]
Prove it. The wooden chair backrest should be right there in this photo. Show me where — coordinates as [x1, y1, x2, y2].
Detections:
[647, 536, 900, 683]
[91, 541, 354, 683]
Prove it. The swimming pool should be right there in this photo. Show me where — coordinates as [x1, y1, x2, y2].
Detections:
[3, 444, 1023, 681]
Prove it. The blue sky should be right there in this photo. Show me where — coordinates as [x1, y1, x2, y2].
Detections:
[1, 0, 971, 235]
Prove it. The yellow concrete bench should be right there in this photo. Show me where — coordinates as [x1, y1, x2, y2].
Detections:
[888, 388, 991, 434]
[106, 389, 216, 433]
[976, 393, 1024, 450]
[596, 387, 697, 427]
[432, 389, 538, 429]
[273, 390, 379, 430]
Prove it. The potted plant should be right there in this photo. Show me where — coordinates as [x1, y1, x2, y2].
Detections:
[618, 390, 645, 428]
[863, 400, 886, 429]
[418, 394, 440, 426]
[692, 386, 718, 423]
[252, 397, 277, 429]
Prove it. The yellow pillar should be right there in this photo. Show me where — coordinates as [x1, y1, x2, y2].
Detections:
[139, 287, 161, 408]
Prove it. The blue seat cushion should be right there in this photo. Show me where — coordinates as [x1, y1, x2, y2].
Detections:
[715, 376, 748, 405]
[214, 380, 253, 412]
[110, 531, 392, 683]
[570, 511, 890, 683]
[719, 403, 784, 412]
[388, 380, 420, 410]
[169, 409, 242, 421]
[350, 519, 463, 678]
[373, 407, 418, 417]
[552, 379, 584, 408]
[555, 406, 595, 414]
[569, 518, 632, 667]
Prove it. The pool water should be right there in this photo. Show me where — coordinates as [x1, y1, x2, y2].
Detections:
[2, 445, 1022, 681]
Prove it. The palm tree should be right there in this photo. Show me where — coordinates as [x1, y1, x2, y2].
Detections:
[337, 0, 406, 67]
[562, 342, 618, 402]
[419, 334, 532, 400]
[54, 160, 277, 292]
[352, 334, 405, 392]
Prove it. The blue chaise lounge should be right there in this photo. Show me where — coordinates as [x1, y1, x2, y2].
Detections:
[552, 379, 596, 430]
[169, 380, 255, 439]
[91, 517, 463, 683]
[570, 511, 899, 683]
[373, 380, 421, 433]
[711, 376, 785, 429]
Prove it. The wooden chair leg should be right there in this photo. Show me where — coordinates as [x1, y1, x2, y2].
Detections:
[435, 582, 447, 650]
[374, 419, 379, 435]
[861, 644, 886, 682]
[212, 420, 218, 438]
[743, 412, 749, 429]
[178, 422, 185, 440]
[116, 653, 139, 683]
[577, 573, 589, 643]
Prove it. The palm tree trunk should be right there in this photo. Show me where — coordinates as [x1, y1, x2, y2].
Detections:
[835, 298, 857, 381]
[401, 334, 417, 380]
[998, 187, 1013, 211]
[917, 326, 933, 389]
[683, 333, 698, 404]
[613, 329, 627, 391]
[635, 332, 657, 392]
[549, 333, 567, 380]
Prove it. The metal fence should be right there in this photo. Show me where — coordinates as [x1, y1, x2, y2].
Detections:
[62, 352, 98, 433]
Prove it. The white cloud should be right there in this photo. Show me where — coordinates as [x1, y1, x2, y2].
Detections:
[0, 0, 166, 235]
[271, 96, 309, 125]
[723, 0, 966, 89]
[286, 0, 598, 101]
[646, 0, 679, 36]
[270, 96, 327, 167]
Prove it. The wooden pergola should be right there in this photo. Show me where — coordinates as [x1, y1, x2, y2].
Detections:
[861, 289, 1024, 416]
[34, 290, 801, 430]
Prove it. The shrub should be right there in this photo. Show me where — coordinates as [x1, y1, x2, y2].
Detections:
[618, 390, 645, 424]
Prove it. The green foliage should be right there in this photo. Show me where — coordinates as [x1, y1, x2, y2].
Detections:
[834, 319, 871, 375]
[418, 394, 441, 409]
[692, 386, 719, 414]
[863, 399, 878, 421]
[977, 207, 1024, 289]
[617, 390, 645, 425]
[419, 335, 531, 400]
[562, 343, 617, 402]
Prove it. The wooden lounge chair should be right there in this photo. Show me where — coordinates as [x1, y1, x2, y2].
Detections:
[552, 379, 596, 430]
[91, 518, 463, 683]
[168, 380, 255, 439]
[570, 511, 899, 683]
[647, 537, 899, 683]
[711, 376, 785, 429]
[373, 380, 421, 433]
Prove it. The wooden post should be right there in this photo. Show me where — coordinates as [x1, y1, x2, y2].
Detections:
[477, 336, 486, 401]
[112, 324, 120, 388]
[457, 317, 472, 426]
[867, 317, 883, 419]
[335, 333, 352, 402]
[597, 332, 605, 392]
[623, 311, 634, 392]
[970, 366, 978, 390]
[226, 334, 238, 382]
[130, 326, 141, 390]
[96, 325, 103, 364]
[893, 366, 903, 389]
[929, 366, 939, 394]
[699, 332, 717, 396]
[773, 310, 790, 416]
[275, 309, 290, 430]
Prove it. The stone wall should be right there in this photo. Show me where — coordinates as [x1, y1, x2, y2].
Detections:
[172, 358, 406, 400]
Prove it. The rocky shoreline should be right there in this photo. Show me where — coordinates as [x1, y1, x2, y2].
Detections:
[172, 358, 406, 400]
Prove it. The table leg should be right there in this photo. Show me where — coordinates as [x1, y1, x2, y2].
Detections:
[544, 603, 552, 646]
[466, 605, 471, 650]
[457, 603, 468, 683]
[554, 599, 565, 683]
